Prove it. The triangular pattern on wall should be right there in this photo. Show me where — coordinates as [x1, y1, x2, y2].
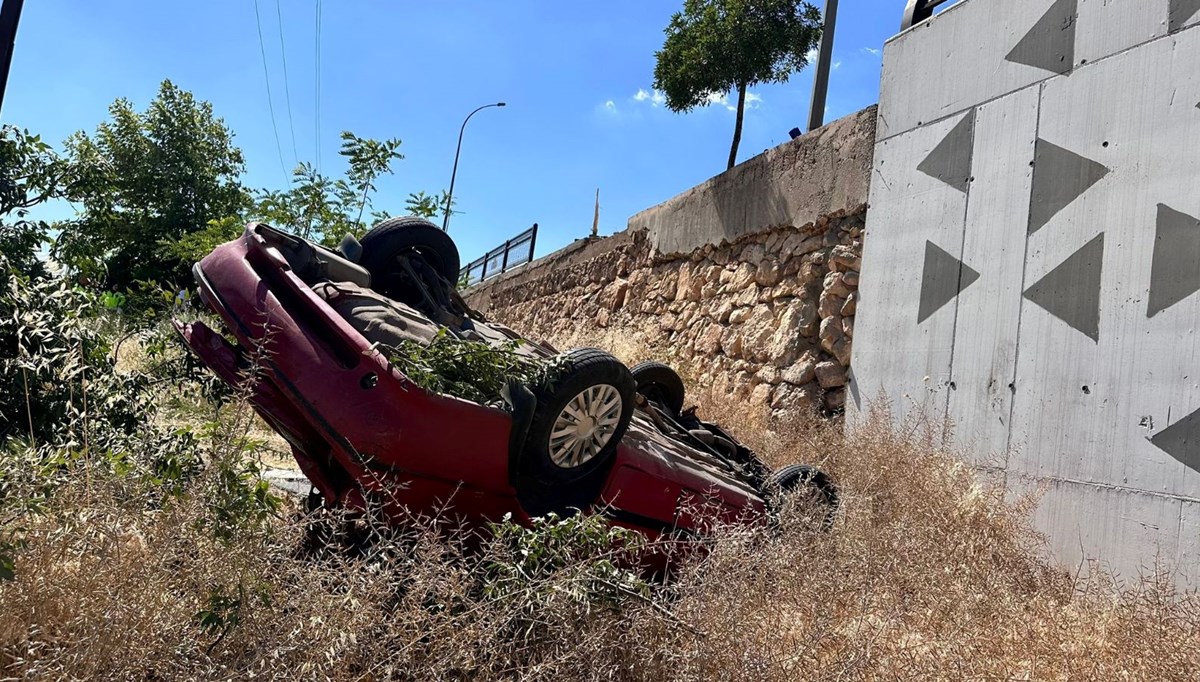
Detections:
[1150, 406, 1200, 472]
[1006, 0, 1077, 74]
[1028, 139, 1110, 234]
[1170, 0, 1200, 32]
[916, 110, 975, 193]
[1148, 204, 1200, 318]
[1023, 233, 1104, 342]
[918, 241, 981, 323]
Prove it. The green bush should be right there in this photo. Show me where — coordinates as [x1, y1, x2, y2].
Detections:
[0, 259, 155, 450]
[0, 256, 285, 578]
[0, 125, 65, 279]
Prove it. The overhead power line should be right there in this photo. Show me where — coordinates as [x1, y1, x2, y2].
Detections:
[275, 0, 298, 168]
[253, 0, 289, 182]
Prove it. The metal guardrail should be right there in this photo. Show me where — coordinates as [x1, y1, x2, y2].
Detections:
[901, 0, 959, 30]
[459, 223, 538, 286]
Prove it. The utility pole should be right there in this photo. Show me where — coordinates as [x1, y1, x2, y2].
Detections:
[806, 0, 838, 132]
[0, 0, 24, 117]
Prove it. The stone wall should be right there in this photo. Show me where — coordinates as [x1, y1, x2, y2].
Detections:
[463, 107, 875, 418]
[467, 210, 864, 418]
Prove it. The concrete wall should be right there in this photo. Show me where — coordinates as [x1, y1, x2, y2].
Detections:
[852, 0, 1200, 583]
[465, 107, 876, 420]
[630, 108, 875, 256]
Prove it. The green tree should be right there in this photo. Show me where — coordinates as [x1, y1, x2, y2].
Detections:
[404, 190, 455, 220]
[339, 131, 403, 228]
[165, 132, 408, 264]
[251, 133, 402, 246]
[53, 80, 250, 288]
[254, 163, 348, 243]
[653, 0, 822, 170]
[0, 126, 68, 278]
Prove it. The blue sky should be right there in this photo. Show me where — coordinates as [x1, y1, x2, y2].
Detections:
[5, 1, 900, 263]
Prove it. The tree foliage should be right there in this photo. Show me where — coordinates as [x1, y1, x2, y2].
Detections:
[652, 0, 822, 169]
[165, 132, 410, 266]
[0, 255, 205, 485]
[0, 127, 69, 278]
[339, 132, 404, 227]
[255, 132, 402, 245]
[39, 80, 445, 285]
[53, 80, 250, 288]
[404, 190, 456, 220]
[385, 331, 550, 406]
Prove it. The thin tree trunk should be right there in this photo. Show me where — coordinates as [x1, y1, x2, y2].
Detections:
[356, 182, 371, 228]
[727, 81, 747, 170]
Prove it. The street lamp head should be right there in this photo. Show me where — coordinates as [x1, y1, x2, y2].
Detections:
[497, 102, 507, 107]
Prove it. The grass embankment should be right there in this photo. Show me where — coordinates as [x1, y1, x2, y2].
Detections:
[1, 407, 1196, 680]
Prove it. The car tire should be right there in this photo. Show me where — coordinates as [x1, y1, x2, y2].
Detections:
[630, 360, 686, 415]
[522, 348, 636, 485]
[359, 216, 461, 286]
[768, 464, 839, 529]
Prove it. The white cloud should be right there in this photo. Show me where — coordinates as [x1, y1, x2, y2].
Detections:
[598, 98, 626, 119]
[862, 46, 881, 56]
[806, 48, 842, 69]
[701, 90, 763, 112]
[633, 88, 667, 107]
[705, 91, 733, 110]
[626, 87, 760, 114]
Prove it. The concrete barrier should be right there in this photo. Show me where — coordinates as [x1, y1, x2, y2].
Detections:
[853, 0, 1200, 583]
[629, 107, 875, 256]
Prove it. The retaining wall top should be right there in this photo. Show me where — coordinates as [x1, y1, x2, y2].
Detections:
[628, 106, 877, 257]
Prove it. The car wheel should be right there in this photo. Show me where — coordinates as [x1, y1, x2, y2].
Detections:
[630, 360, 686, 415]
[767, 464, 839, 530]
[359, 216, 461, 287]
[523, 348, 635, 484]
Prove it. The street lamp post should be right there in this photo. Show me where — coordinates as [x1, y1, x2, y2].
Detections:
[807, 0, 838, 132]
[443, 101, 506, 231]
[0, 0, 26, 117]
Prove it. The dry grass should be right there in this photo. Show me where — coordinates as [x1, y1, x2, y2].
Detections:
[2, 409, 1198, 680]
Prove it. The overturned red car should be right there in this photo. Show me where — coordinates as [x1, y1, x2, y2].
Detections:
[176, 217, 837, 563]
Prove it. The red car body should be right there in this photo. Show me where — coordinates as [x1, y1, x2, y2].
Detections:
[179, 225, 774, 567]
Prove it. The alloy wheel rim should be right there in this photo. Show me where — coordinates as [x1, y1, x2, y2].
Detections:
[548, 384, 623, 468]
